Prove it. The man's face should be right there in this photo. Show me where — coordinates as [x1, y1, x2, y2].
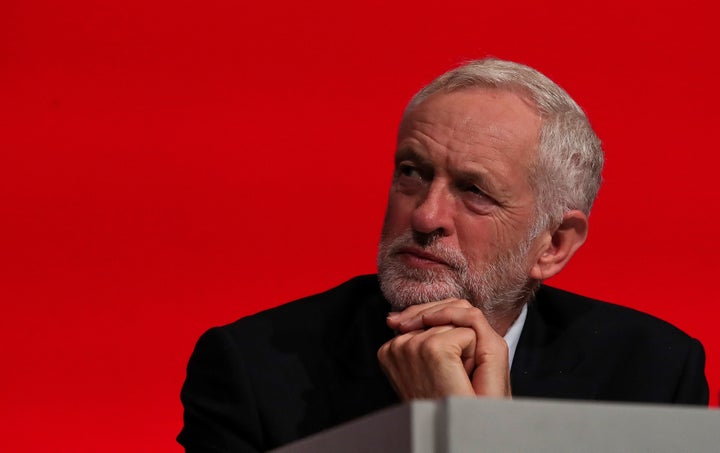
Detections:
[377, 88, 544, 315]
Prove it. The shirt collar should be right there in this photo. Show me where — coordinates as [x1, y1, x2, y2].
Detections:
[503, 303, 528, 368]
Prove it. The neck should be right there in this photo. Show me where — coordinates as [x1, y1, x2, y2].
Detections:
[486, 305, 525, 336]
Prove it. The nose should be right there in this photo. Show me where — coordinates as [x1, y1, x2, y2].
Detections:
[410, 181, 455, 239]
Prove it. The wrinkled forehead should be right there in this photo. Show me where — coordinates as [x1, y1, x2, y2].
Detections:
[403, 84, 543, 123]
[398, 88, 543, 154]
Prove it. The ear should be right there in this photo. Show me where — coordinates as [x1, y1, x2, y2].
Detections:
[529, 210, 589, 281]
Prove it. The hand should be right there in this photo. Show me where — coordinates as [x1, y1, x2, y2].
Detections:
[378, 299, 511, 400]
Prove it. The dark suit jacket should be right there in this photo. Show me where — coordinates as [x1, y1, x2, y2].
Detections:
[178, 275, 708, 452]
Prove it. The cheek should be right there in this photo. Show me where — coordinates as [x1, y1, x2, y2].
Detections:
[381, 193, 413, 237]
[455, 219, 503, 265]
[456, 233, 489, 267]
[485, 211, 532, 249]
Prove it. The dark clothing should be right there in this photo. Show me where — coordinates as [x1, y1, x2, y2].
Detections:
[178, 275, 708, 452]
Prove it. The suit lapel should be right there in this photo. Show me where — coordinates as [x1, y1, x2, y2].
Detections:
[511, 289, 599, 400]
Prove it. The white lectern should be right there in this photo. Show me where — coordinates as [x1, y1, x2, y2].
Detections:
[272, 397, 719, 452]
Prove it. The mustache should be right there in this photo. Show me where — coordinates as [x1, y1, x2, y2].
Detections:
[381, 230, 468, 272]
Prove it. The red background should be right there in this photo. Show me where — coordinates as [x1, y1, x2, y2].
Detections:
[2, 0, 718, 451]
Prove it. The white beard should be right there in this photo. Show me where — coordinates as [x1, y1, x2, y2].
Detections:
[377, 230, 535, 317]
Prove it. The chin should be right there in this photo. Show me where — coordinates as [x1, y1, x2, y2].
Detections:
[378, 265, 466, 310]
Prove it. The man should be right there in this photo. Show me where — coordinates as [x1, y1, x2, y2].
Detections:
[178, 58, 708, 452]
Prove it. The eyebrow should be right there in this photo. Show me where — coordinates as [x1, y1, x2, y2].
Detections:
[394, 146, 508, 199]
[456, 168, 507, 199]
[394, 147, 431, 168]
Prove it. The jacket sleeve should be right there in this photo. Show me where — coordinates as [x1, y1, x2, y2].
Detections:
[673, 338, 709, 405]
[177, 327, 265, 453]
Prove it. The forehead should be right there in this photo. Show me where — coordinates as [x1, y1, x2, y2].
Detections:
[399, 88, 542, 156]
[396, 88, 542, 198]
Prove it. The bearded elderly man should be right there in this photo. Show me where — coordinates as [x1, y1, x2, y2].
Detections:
[178, 59, 709, 452]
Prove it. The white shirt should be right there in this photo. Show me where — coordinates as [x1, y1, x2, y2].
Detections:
[503, 303, 528, 368]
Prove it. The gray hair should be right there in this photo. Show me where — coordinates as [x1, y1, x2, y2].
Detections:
[404, 58, 604, 236]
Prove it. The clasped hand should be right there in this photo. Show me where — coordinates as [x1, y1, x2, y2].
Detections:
[377, 299, 511, 400]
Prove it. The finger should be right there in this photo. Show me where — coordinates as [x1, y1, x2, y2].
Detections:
[412, 325, 476, 362]
[420, 306, 507, 357]
[471, 358, 512, 397]
[417, 307, 511, 397]
[379, 325, 455, 364]
[387, 298, 459, 325]
[378, 326, 477, 399]
[382, 308, 511, 399]
[378, 325, 458, 395]
[379, 325, 472, 372]
[393, 301, 477, 332]
[387, 298, 472, 330]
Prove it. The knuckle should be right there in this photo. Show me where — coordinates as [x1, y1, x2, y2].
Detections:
[389, 333, 417, 357]
[404, 334, 423, 353]
[484, 337, 508, 356]
[419, 335, 445, 358]
[378, 342, 389, 357]
[466, 308, 489, 329]
[496, 338, 509, 353]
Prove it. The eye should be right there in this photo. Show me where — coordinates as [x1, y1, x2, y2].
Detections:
[466, 185, 485, 196]
[393, 162, 426, 194]
[397, 163, 421, 179]
[461, 184, 497, 213]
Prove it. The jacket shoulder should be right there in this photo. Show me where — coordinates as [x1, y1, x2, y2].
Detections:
[219, 274, 384, 339]
[179, 274, 394, 451]
[533, 285, 694, 341]
[519, 285, 708, 405]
